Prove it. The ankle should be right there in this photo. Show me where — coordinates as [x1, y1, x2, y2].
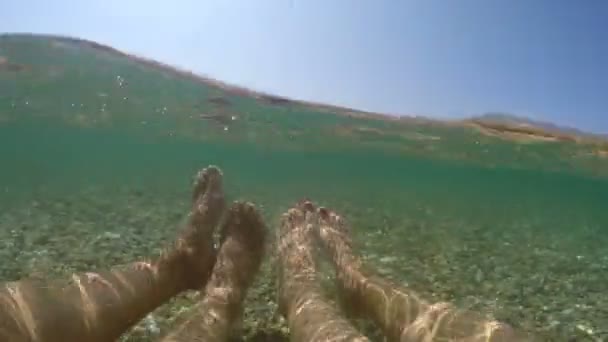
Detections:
[155, 241, 216, 293]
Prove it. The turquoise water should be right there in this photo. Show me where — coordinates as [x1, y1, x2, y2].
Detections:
[2, 35, 608, 340]
[3, 118, 606, 222]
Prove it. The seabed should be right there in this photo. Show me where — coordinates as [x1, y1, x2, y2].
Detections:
[1, 161, 606, 341]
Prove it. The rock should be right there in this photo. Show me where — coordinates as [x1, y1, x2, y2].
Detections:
[143, 314, 160, 335]
[379, 256, 398, 263]
[475, 268, 484, 283]
[101, 231, 121, 239]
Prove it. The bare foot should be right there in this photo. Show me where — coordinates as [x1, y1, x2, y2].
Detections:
[161, 201, 266, 341]
[167, 166, 226, 290]
[276, 200, 370, 341]
[317, 206, 351, 240]
[215, 201, 266, 294]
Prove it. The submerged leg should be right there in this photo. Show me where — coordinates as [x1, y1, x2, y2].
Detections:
[315, 207, 534, 342]
[277, 201, 369, 342]
[0, 166, 226, 342]
[160, 201, 266, 341]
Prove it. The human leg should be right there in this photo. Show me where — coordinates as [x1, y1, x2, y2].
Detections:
[160, 201, 266, 341]
[277, 201, 369, 342]
[315, 207, 534, 342]
[0, 166, 225, 342]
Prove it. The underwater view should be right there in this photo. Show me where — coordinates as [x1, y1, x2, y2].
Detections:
[1, 34, 608, 341]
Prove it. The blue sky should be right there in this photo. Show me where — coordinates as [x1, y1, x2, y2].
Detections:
[1, 1, 607, 133]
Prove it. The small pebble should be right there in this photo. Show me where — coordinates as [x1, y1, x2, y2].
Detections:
[379, 256, 398, 263]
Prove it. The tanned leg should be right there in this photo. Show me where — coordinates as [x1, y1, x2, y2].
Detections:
[277, 201, 369, 342]
[160, 201, 266, 341]
[315, 206, 536, 342]
[0, 166, 226, 342]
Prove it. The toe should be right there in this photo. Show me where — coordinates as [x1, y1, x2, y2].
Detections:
[191, 165, 223, 205]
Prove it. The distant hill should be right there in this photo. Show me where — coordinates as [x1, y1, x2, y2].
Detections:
[0, 33, 391, 121]
[471, 113, 606, 138]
